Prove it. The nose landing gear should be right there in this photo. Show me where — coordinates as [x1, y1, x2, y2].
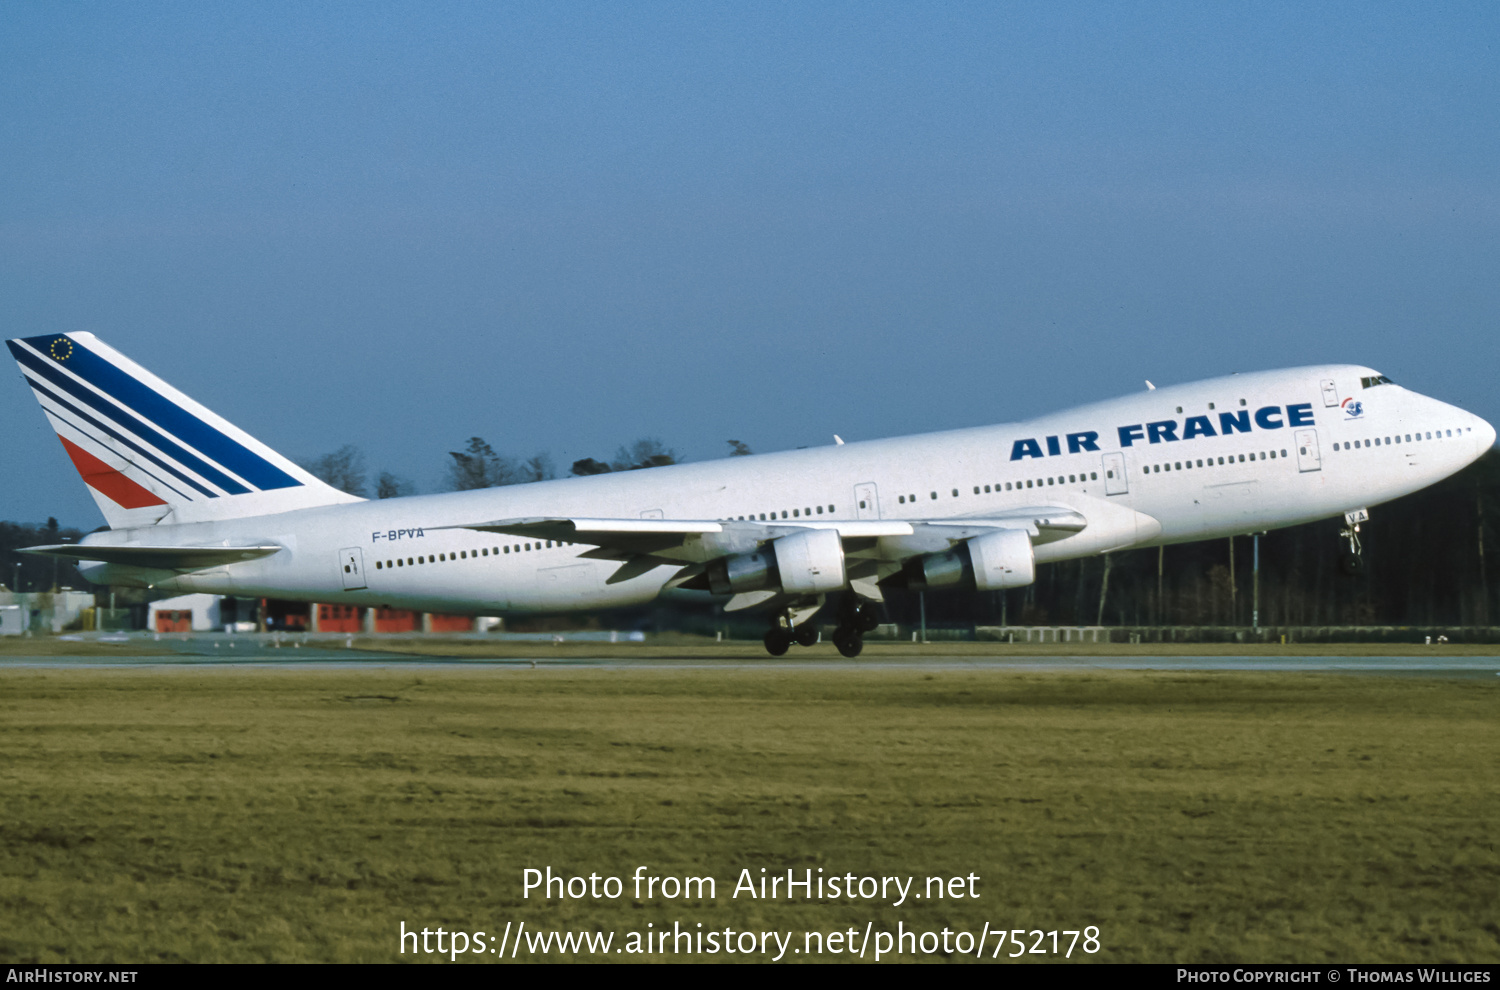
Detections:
[1339, 507, 1369, 576]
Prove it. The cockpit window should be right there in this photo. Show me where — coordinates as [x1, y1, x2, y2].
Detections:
[1360, 374, 1396, 388]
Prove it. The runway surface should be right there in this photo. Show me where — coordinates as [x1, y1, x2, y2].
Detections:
[3, 636, 1498, 677]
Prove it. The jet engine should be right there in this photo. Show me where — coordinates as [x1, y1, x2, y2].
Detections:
[705, 528, 846, 596]
[893, 528, 1035, 591]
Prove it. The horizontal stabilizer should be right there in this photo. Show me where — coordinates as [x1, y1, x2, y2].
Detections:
[20, 543, 282, 570]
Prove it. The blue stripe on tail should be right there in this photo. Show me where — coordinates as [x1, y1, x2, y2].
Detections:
[25, 377, 214, 499]
[13, 334, 302, 492]
[9, 339, 252, 495]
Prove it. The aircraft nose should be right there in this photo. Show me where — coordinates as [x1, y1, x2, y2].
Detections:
[1477, 415, 1497, 455]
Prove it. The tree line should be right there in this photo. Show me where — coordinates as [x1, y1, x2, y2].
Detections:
[296, 436, 756, 498]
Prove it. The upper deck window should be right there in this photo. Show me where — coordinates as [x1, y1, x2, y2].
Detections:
[1361, 375, 1396, 388]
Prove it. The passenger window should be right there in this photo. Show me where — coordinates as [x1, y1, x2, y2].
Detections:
[376, 561, 382, 569]
[781, 511, 788, 519]
[793, 509, 800, 517]
[930, 492, 937, 499]
[1090, 472, 1097, 480]
[898, 495, 905, 504]
[816, 506, 824, 514]
[1005, 482, 1013, 490]
[952, 489, 959, 497]
[1068, 475, 1076, 483]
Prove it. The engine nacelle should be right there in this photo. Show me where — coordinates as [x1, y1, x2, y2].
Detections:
[895, 529, 1035, 592]
[706, 528, 846, 596]
[968, 528, 1035, 589]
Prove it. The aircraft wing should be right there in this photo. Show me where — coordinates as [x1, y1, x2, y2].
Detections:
[439, 507, 1086, 564]
[19, 543, 283, 571]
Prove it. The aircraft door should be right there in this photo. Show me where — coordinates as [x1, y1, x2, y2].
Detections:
[854, 482, 880, 519]
[1295, 430, 1322, 472]
[1320, 379, 1340, 407]
[1101, 453, 1129, 495]
[339, 547, 367, 590]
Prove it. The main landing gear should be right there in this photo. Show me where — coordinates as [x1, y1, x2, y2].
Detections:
[761, 596, 882, 658]
[1339, 508, 1369, 576]
[763, 622, 822, 656]
[830, 597, 881, 659]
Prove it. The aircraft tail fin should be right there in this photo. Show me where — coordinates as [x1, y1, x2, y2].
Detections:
[7, 332, 363, 528]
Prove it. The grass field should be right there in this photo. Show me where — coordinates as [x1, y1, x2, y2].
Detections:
[1, 663, 1496, 963]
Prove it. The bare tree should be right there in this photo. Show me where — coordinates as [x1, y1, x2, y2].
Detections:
[727, 440, 753, 456]
[445, 437, 517, 490]
[522, 453, 556, 483]
[376, 471, 416, 499]
[570, 458, 612, 476]
[612, 438, 678, 471]
[301, 445, 368, 497]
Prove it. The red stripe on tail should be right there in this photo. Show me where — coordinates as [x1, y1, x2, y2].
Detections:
[58, 435, 168, 509]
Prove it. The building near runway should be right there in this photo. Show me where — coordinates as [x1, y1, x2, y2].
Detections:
[0, 589, 96, 634]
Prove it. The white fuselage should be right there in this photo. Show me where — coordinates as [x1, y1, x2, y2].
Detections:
[78, 364, 1495, 613]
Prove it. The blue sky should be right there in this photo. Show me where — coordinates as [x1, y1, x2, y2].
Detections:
[4, 2, 1497, 525]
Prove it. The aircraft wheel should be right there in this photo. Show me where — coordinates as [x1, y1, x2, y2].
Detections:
[764, 629, 792, 657]
[1339, 550, 1364, 576]
[794, 624, 819, 647]
[833, 628, 864, 658]
[859, 608, 881, 633]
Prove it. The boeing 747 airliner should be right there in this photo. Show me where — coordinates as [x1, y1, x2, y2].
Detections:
[9, 332, 1495, 656]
